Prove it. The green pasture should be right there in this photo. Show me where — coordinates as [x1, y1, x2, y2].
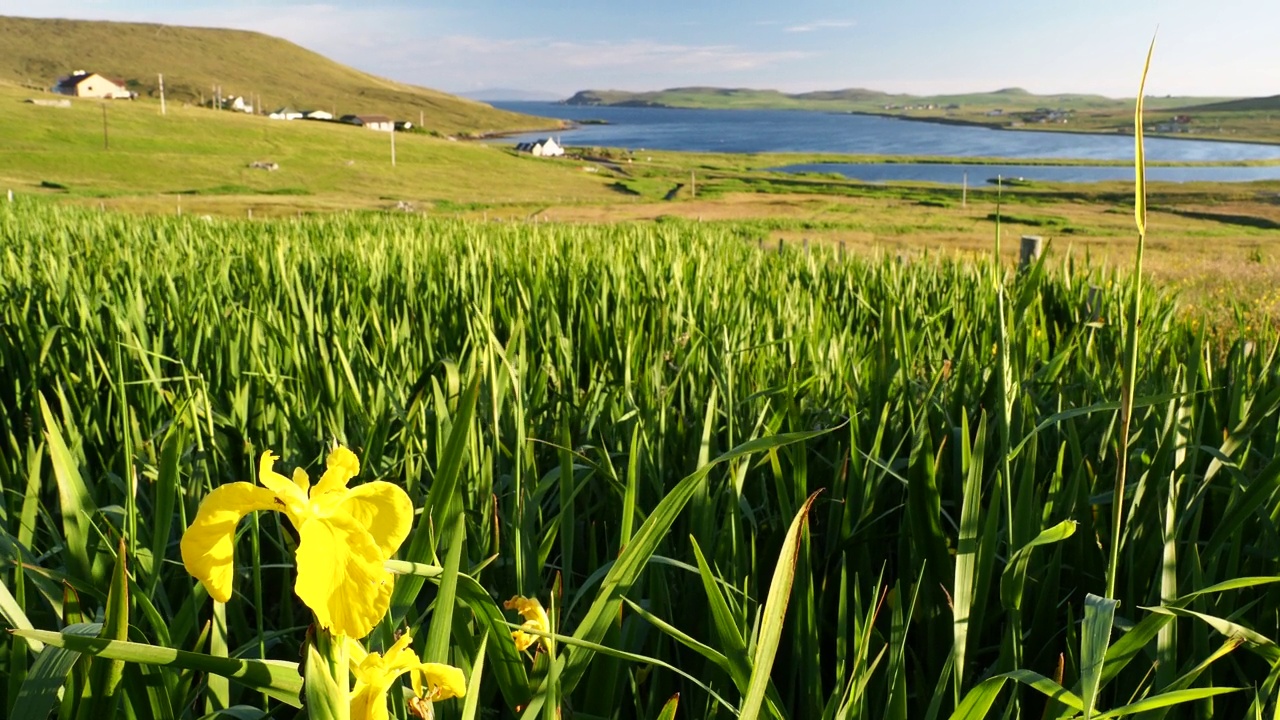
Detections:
[0, 16, 547, 137]
[1, 200, 1279, 719]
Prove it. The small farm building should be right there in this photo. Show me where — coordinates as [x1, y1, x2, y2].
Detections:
[516, 137, 565, 157]
[340, 114, 395, 132]
[222, 96, 254, 113]
[269, 107, 303, 120]
[52, 71, 133, 99]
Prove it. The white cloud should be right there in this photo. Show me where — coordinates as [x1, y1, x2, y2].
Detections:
[785, 19, 856, 33]
[417, 35, 812, 90]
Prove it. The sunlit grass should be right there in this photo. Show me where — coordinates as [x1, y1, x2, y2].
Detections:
[1, 199, 1279, 718]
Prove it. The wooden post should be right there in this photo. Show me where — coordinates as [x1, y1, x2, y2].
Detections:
[778, 238, 784, 253]
[420, 110, 424, 128]
[390, 128, 396, 167]
[101, 105, 109, 150]
[691, 170, 697, 198]
[6, 189, 12, 203]
[247, 208, 253, 220]
[158, 73, 166, 115]
[176, 195, 182, 216]
[1019, 235, 1044, 270]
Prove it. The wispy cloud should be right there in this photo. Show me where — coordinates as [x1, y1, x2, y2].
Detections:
[0, 2, 816, 93]
[418, 35, 811, 88]
[784, 19, 856, 33]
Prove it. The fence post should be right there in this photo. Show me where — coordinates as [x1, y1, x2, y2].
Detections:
[1020, 235, 1044, 271]
[6, 189, 12, 203]
[778, 238, 784, 253]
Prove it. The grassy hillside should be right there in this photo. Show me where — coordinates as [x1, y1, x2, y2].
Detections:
[1180, 94, 1280, 112]
[565, 86, 1235, 113]
[0, 15, 557, 135]
[0, 79, 614, 213]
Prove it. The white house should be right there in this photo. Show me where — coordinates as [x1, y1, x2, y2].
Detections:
[516, 137, 565, 157]
[269, 107, 303, 120]
[340, 114, 395, 132]
[52, 71, 133, 99]
[223, 96, 254, 113]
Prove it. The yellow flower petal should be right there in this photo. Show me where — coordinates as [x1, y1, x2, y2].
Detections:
[294, 513, 395, 638]
[504, 596, 551, 653]
[346, 636, 370, 667]
[340, 481, 415, 559]
[256, 451, 303, 501]
[314, 445, 360, 496]
[347, 634, 465, 719]
[351, 680, 391, 720]
[418, 663, 467, 701]
[382, 633, 418, 667]
[179, 483, 281, 602]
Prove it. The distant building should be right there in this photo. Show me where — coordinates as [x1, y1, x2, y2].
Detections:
[301, 110, 334, 120]
[340, 114, 395, 132]
[269, 107, 303, 120]
[394, 120, 413, 131]
[222, 96, 254, 113]
[516, 137, 565, 157]
[52, 71, 133, 99]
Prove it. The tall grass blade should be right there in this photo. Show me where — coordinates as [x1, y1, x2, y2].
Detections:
[12, 628, 305, 707]
[1081, 594, 1119, 719]
[9, 623, 101, 720]
[739, 491, 819, 720]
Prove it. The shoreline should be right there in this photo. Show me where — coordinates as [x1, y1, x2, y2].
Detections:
[476, 105, 1280, 167]
[848, 110, 1280, 148]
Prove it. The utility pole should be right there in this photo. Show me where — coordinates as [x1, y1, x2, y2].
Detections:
[158, 73, 166, 115]
[102, 104, 109, 150]
[419, 110, 424, 128]
[962, 171, 968, 208]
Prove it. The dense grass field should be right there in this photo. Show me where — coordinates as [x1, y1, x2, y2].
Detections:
[2, 201, 1280, 719]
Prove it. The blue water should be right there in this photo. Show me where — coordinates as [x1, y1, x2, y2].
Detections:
[493, 101, 1280, 164]
[776, 162, 1280, 185]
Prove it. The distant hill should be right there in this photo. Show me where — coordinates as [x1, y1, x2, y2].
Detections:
[0, 15, 555, 135]
[564, 86, 1235, 113]
[460, 88, 565, 102]
[1177, 95, 1280, 112]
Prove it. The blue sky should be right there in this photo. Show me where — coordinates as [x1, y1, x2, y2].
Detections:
[3, 1, 1277, 98]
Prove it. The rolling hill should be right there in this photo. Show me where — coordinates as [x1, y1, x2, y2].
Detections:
[1179, 95, 1280, 112]
[0, 15, 557, 135]
[564, 86, 1236, 113]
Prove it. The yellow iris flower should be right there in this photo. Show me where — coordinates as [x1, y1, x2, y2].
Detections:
[348, 633, 466, 720]
[180, 446, 413, 639]
[504, 595, 551, 653]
